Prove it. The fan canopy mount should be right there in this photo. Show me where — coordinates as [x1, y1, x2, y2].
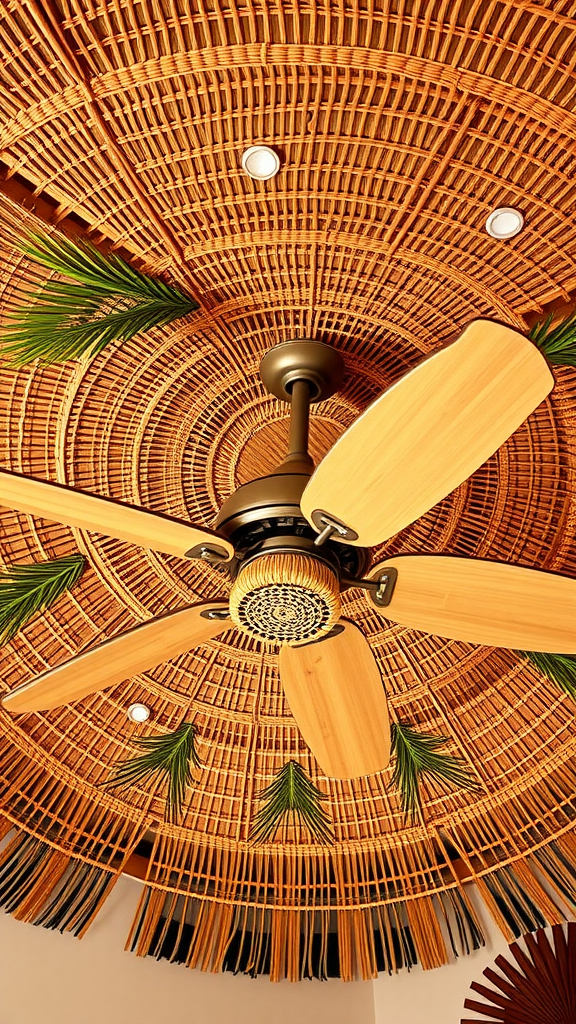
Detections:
[258, 337, 345, 403]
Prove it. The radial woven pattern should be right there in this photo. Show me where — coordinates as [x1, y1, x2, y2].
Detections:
[0, 0, 576, 982]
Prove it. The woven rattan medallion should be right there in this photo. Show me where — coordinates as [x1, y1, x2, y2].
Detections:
[1, 302, 576, 980]
[229, 552, 341, 643]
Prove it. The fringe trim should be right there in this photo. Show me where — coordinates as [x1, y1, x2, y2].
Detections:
[124, 830, 576, 979]
[1, 811, 574, 977]
[0, 740, 149, 866]
[531, 831, 576, 907]
[0, 830, 120, 937]
[465, 835, 576, 943]
[126, 885, 483, 980]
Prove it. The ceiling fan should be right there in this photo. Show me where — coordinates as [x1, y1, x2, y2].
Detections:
[2, 319, 575, 780]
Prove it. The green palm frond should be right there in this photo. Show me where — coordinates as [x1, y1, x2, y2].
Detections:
[0, 554, 85, 644]
[249, 760, 334, 845]
[106, 721, 201, 822]
[529, 310, 576, 367]
[1, 230, 198, 365]
[390, 721, 480, 825]
[521, 651, 576, 702]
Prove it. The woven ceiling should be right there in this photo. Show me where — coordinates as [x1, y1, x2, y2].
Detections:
[0, 0, 576, 982]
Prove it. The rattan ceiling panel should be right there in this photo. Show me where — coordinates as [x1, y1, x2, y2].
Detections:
[0, 0, 576, 981]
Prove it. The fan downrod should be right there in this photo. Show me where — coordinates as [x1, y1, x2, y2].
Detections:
[216, 340, 347, 543]
[214, 337, 370, 646]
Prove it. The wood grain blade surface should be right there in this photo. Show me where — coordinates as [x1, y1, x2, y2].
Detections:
[371, 555, 576, 652]
[2, 603, 231, 711]
[0, 469, 234, 561]
[301, 321, 553, 547]
[280, 621, 390, 779]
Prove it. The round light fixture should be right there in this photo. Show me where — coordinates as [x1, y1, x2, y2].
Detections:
[241, 145, 280, 181]
[127, 702, 150, 723]
[485, 206, 524, 240]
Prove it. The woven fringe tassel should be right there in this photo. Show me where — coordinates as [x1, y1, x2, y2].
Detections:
[191, 900, 235, 972]
[336, 909, 379, 981]
[227, 906, 271, 977]
[127, 886, 166, 956]
[511, 857, 566, 926]
[476, 864, 547, 942]
[405, 895, 448, 971]
[531, 837, 576, 907]
[0, 830, 119, 937]
[126, 883, 483, 980]
[465, 832, 576, 943]
[440, 889, 484, 957]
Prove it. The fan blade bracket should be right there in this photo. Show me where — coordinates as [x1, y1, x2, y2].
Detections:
[368, 567, 398, 607]
[340, 567, 398, 607]
[200, 607, 231, 620]
[310, 509, 358, 546]
[185, 542, 232, 563]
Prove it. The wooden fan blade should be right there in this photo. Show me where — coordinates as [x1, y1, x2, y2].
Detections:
[0, 469, 233, 562]
[370, 555, 576, 652]
[2, 602, 231, 712]
[279, 621, 390, 779]
[301, 321, 553, 547]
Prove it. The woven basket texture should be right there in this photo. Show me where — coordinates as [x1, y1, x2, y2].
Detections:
[0, 0, 576, 981]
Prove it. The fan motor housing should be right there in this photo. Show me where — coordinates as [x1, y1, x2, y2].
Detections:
[215, 470, 311, 538]
[213, 339, 369, 643]
[215, 471, 370, 581]
[215, 473, 370, 644]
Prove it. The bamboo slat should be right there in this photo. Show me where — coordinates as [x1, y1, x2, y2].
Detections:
[0, 0, 576, 981]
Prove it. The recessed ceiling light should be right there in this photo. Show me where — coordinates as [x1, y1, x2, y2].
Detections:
[485, 207, 524, 240]
[241, 145, 280, 181]
[127, 702, 150, 723]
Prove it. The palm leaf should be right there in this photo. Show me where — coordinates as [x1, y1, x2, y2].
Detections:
[529, 310, 576, 367]
[106, 721, 201, 822]
[1, 230, 198, 365]
[249, 760, 334, 845]
[390, 721, 480, 825]
[0, 554, 85, 644]
[521, 650, 576, 702]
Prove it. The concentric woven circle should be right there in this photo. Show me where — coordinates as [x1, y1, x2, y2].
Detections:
[0, 0, 575, 981]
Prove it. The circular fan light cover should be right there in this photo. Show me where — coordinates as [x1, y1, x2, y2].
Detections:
[127, 703, 150, 723]
[230, 553, 341, 643]
[485, 206, 524, 239]
[241, 145, 281, 180]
